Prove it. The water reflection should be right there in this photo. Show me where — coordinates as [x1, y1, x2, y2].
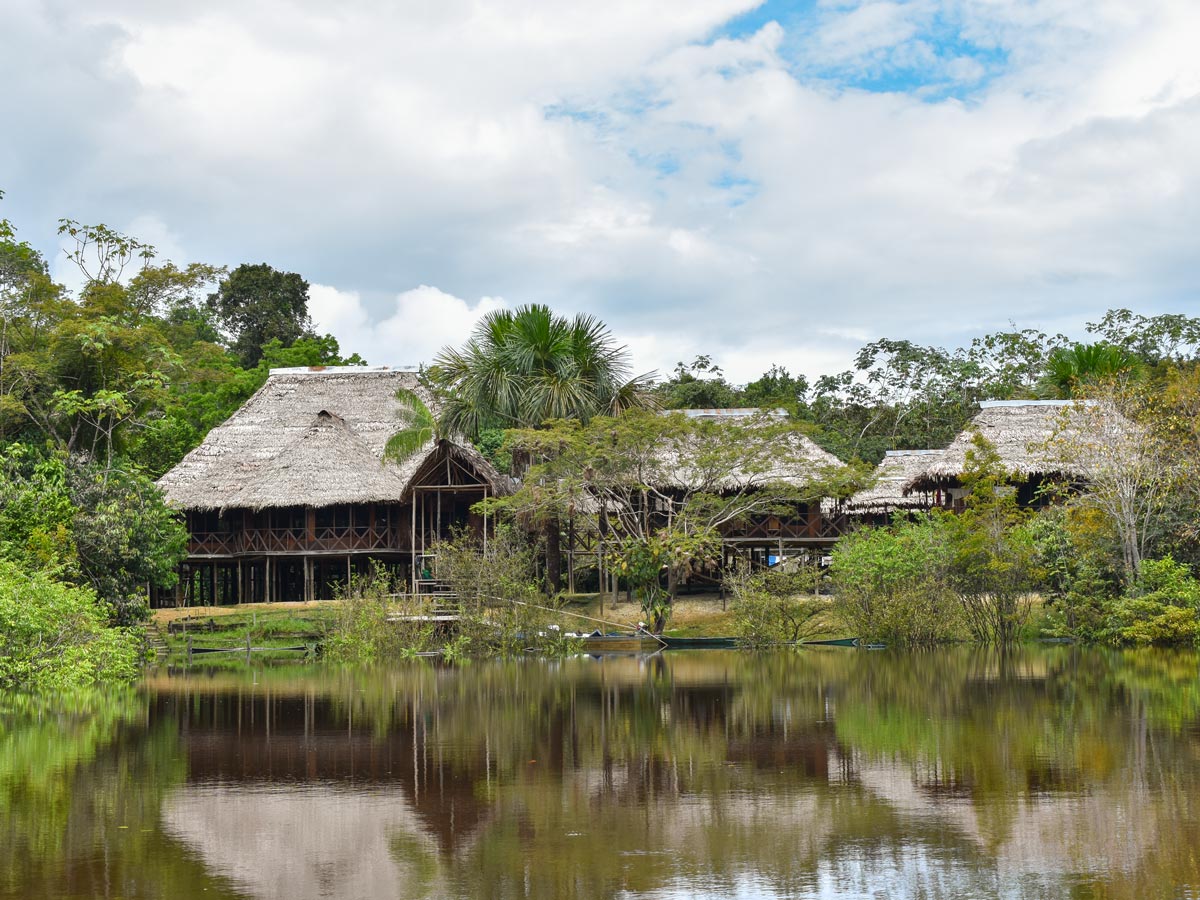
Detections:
[3, 647, 1200, 899]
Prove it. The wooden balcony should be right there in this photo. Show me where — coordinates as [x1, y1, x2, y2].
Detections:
[189, 523, 404, 557]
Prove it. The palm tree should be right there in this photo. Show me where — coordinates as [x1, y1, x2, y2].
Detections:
[430, 304, 655, 438]
[425, 304, 655, 592]
[1040, 342, 1142, 398]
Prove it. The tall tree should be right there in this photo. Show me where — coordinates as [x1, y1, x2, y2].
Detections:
[207, 263, 314, 367]
[430, 304, 654, 437]
[428, 304, 654, 590]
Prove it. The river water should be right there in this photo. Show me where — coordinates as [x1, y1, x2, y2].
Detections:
[3, 647, 1199, 899]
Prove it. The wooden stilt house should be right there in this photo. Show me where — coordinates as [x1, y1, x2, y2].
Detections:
[902, 399, 1122, 508]
[155, 366, 510, 607]
[560, 408, 853, 595]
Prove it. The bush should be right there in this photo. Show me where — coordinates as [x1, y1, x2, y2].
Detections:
[434, 526, 556, 656]
[323, 566, 436, 663]
[0, 561, 142, 690]
[727, 563, 829, 648]
[829, 516, 962, 646]
[1104, 556, 1200, 646]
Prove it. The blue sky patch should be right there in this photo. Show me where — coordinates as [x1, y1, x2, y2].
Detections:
[707, 1, 1010, 102]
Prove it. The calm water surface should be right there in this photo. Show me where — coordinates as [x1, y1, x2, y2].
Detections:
[3, 647, 1200, 899]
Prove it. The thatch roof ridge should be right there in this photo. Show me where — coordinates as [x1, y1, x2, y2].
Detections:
[903, 399, 1107, 492]
[847, 450, 944, 512]
[157, 367, 508, 511]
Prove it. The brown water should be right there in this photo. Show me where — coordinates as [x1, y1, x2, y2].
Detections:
[3, 647, 1200, 899]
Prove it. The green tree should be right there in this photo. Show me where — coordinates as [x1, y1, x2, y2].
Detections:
[66, 462, 188, 625]
[430, 304, 654, 591]
[0, 561, 142, 690]
[654, 355, 739, 409]
[207, 263, 315, 367]
[501, 410, 862, 624]
[430, 304, 654, 437]
[945, 434, 1041, 644]
[1039, 342, 1142, 399]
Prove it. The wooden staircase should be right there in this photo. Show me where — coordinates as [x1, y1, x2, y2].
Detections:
[146, 623, 170, 659]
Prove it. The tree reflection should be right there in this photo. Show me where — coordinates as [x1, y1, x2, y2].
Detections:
[5, 649, 1200, 899]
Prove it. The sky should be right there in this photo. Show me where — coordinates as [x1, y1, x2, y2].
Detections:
[2, 0, 1198, 382]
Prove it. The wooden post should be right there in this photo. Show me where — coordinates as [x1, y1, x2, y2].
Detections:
[411, 494, 418, 592]
[567, 514, 576, 595]
[597, 536, 604, 615]
[266, 557, 271, 604]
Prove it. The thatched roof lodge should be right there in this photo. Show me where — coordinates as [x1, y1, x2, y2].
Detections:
[156, 366, 510, 606]
[846, 450, 944, 517]
[662, 409, 851, 567]
[903, 399, 1122, 504]
[663, 408, 845, 491]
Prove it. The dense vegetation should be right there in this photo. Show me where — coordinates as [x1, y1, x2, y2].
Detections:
[3, 193, 1200, 679]
[0, 199, 360, 687]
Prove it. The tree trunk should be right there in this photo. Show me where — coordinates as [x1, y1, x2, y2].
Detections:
[545, 515, 562, 594]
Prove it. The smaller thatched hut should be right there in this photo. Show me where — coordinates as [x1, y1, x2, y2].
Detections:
[661, 409, 850, 570]
[903, 400, 1104, 507]
[846, 450, 944, 522]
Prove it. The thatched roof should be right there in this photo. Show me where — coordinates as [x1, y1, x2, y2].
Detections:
[904, 400, 1105, 492]
[656, 409, 846, 491]
[846, 450, 944, 512]
[157, 366, 509, 511]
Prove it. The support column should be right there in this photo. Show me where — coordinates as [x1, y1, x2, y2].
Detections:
[411, 496, 418, 592]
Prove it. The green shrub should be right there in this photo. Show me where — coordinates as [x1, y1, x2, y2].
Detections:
[323, 566, 436, 663]
[435, 526, 551, 656]
[728, 563, 828, 648]
[1104, 556, 1200, 646]
[829, 516, 962, 646]
[1039, 563, 1113, 641]
[0, 561, 142, 690]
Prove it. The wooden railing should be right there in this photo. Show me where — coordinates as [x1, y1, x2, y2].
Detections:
[189, 524, 403, 556]
[722, 513, 849, 541]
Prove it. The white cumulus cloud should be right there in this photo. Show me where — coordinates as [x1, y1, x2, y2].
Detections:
[309, 284, 507, 369]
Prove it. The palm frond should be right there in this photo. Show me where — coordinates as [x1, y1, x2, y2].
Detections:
[385, 387, 437, 462]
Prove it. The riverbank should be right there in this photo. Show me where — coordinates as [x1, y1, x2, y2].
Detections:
[150, 593, 850, 657]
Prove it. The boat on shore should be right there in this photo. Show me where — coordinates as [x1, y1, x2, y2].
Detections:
[660, 636, 738, 649]
[578, 632, 663, 651]
[802, 637, 859, 647]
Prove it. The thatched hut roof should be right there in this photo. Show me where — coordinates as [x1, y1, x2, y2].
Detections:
[157, 366, 509, 511]
[846, 450, 944, 512]
[657, 409, 845, 492]
[904, 400, 1103, 493]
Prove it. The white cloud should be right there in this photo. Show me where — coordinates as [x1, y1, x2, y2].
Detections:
[309, 284, 507, 368]
[2, 0, 1199, 389]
